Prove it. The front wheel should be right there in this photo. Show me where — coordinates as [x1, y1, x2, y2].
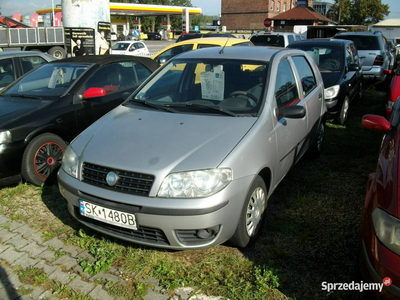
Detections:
[21, 133, 67, 186]
[48, 46, 66, 59]
[229, 176, 267, 248]
[337, 96, 349, 125]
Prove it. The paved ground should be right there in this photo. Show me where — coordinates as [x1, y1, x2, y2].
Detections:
[0, 213, 223, 300]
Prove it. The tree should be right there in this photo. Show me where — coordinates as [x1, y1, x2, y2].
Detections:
[326, 0, 351, 24]
[350, 0, 390, 25]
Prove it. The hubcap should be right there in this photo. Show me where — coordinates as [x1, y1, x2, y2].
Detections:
[342, 99, 349, 122]
[246, 187, 266, 236]
[34, 142, 64, 180]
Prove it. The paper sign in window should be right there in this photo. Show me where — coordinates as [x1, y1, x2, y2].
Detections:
[201, 71, 225, 101]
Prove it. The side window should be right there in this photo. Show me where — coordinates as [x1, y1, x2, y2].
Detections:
[292, 56, 316, 96]
[0, 58, 15, 88]
[287, 35, 295, 45]
[84, 61, 148, 94]
[197, 44, 219, 49]
[345, 46, 353, 65]
[21, 56, 47, 73]
[275, 59, 299, 107]
[137, 43, 144, 49]
[156, 44, 193, 64]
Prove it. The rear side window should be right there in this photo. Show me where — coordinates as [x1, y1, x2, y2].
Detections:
[197, 44, 219, 49]
[21, 56, 48, 73]
[337, 35, 380, 51]
[292, 56, 316, 96]
[275, 59, 299, 107]
[287, 35, 295, 45]
[250, 35, 284, 47]
[0, 58, 15, 88]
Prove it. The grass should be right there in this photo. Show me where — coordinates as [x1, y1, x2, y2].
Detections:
[0, 87, 387, 299]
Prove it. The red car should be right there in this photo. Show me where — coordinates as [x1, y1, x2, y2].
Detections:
[385, 67, 400, 118]
[361, 109, 400, 299]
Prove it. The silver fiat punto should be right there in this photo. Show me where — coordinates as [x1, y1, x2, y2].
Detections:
[58, 46, 327, 250]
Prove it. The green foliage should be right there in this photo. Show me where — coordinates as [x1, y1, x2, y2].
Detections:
[17, 266, 48, 286]
[327, 0, 390, 25]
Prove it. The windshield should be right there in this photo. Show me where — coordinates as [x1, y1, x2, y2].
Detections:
[131, 58, 268, 116]
[293, 45, 342, 72]
[111, 43, 130, 51]
[4, 63, 90, 99]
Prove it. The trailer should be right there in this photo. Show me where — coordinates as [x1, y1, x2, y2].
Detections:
[0, 19, 67, 59]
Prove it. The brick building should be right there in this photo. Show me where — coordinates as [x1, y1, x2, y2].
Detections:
[221, 0, 314, 31]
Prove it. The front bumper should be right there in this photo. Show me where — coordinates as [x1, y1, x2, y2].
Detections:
[58, 168, 255, 250]
[324, 98, 339, 120]
[0, 140, 25, 186]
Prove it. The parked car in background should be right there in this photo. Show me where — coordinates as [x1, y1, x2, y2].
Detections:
[0, 51, 55, 90]
[384, 65, 400, 118]
[387, 39, 397, 70]
[288, 38, 363, 124]
[333, 31, 391, 83]
[111, 41, 150, 57]
[152, 37, 253, 64]
[175, 32, 237, 43]
[249, 32, 305, 47]
[0, 55, 159, 186]
[361, 104, 400, 300]
[58, 46, 326, 250]
[146, 31, 162, 40]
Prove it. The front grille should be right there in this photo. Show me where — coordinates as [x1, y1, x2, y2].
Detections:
[82, 163, 154, 196]
[75, 207, 169, 245]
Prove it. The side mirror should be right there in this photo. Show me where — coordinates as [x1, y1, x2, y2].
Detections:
[275, 105, 306, 119]
[362, 114, 391, 132]
[83, 87, 106, 99]
[348, 63, 360, 72]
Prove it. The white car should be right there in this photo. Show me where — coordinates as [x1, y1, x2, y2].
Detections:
[111, 41, 150, 57]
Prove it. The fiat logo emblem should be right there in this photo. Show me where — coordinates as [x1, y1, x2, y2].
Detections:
[106, 172, 119, 186]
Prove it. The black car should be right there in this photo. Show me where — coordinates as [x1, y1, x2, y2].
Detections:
[0, 55, 159, 186]
[288, 38, 363, 124]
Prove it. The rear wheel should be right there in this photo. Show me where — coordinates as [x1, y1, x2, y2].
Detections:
[21, 133, 67, 186]
[48, 46, 66, 59]
[229, 176, 267, 248]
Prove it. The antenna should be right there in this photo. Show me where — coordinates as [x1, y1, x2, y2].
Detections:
[220, 37, 230, 54]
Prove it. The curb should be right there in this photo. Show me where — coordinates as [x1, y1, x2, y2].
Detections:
[0, 213, 224, 300]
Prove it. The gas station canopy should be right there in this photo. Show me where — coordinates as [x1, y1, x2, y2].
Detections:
[36, 2, 202, 17]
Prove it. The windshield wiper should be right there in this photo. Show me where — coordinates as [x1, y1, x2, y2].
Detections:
[130, 99, 178, 113]
[8, 94, 42, 99]
[184, 103, 238, 117]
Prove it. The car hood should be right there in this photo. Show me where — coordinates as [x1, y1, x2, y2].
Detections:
[320, 71, 341, 88]
[0, 96, 52, 127]
[75, 105, 258, 176]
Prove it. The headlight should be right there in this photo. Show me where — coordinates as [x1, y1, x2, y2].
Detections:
[372, 208, 400, 255]
[157, 168, 232, 198]
[0, 131, 12, 144]
[324, 85, 340, 100]
[61, 146, 79, 179]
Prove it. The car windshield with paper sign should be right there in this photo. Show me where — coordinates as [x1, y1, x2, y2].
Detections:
[133, 58, 268, 116]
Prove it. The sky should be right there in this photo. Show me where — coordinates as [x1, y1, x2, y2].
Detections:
[0, 0, 398, 19]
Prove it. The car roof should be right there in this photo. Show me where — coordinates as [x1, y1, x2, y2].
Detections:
[251, 32, 299, 36]
[172, 37, 249, 46]
[288, 38, 351, 46]
[335, 31, 382, 36]
[51, 54, 160, 71]
[174, 45, 303, 62]
[0, 51, 55, 60]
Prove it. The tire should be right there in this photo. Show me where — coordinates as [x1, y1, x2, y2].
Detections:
[337, 96, 349, 125]
[48, 46, 66, 59]
[21, 133, 67, 186]
[307, 120, 325, 159]
[357, 81, 363, 100]
[229, 176, 267, 248]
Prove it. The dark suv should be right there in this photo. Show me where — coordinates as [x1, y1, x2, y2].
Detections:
[333, 31, 390, 83]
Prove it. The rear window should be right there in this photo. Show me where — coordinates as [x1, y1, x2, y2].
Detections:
[336, 35, 380, 51]
[250, 35, 285, 47]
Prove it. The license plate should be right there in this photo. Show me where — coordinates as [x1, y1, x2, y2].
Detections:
[79, 200, 137, 230]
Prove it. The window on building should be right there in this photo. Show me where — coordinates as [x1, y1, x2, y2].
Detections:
[277, 2, 280, 11]
[283, 2, 286, 11]
[271, 0, 274, 11]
